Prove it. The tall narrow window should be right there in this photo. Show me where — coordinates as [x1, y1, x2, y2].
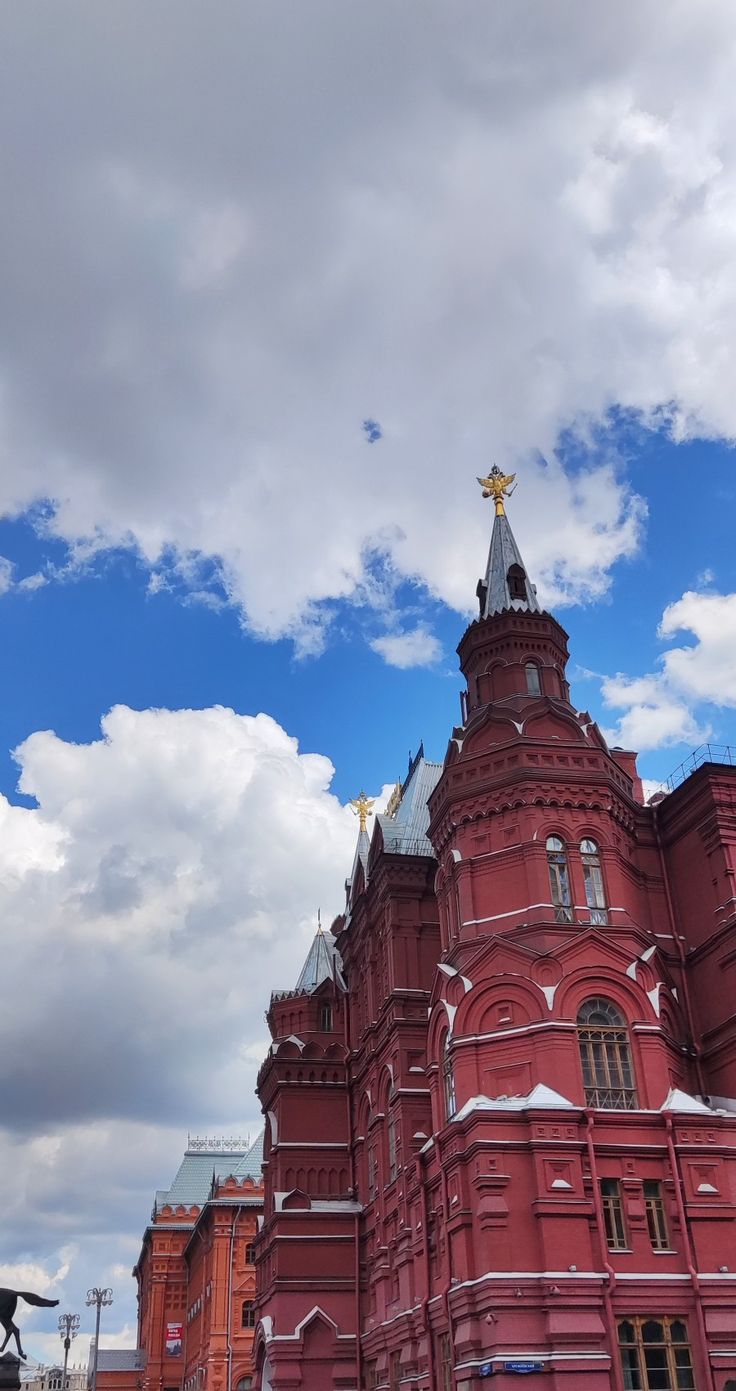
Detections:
[546, 836, 573, 923]
[581, 839, 609, 925]
[644, 1181, 670, 1251]
[389, 1350, 402, 1391]
[525, 661, 542, 695]
[387, 1115, 398, 1182]
[367, 1146, 378, 1198]
[241, 1300, 255, 1328]
[245, 1241, 256, 1264]
[577, 998, 637, 1109]
[443, 1035, 457, 1120]
[319, 1002, 332, 1031]
[600, 1178, 628, 1249]
[437, 1333, 454, 1391]
[617, 1317, 694, 1390]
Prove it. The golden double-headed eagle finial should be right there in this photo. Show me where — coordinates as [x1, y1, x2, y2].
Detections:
[477, 463, 516, 517]
[350, 790, 375, 833]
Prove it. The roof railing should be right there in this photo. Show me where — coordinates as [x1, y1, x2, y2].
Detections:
[661, 743, 736, 794]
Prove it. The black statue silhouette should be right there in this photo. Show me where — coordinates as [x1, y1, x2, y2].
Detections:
[0, 1289, 59, 1360]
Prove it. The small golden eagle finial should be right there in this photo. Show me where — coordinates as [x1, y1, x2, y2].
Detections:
[350, 789, 375, 833]
[385, 780, 402, 819]
[477, 463, 517, 517]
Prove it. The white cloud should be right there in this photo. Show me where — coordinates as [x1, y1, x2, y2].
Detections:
[599, 587, 736, 751]
[370, 624, 442, 669]
[7, 2, 736, 647]
[660, 590, 736, 704]
[0, 706, 372, 1134]
[0, 704, 387, 1357]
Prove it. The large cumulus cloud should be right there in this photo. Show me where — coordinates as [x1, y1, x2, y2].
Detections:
[0, 705, 379, 1355]
[4, 2, 736, 648]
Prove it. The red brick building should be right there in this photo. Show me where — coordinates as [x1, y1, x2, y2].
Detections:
[97, 1136, 264, 1391]
[254, 471, 736, 1391]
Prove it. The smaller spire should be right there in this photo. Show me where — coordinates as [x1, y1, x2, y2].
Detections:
[476, 466, 541, 619]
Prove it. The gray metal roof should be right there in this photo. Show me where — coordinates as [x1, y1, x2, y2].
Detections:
[157, 1148, 247, 1207]
[294, 926, 343, 992]
[231, 1130, 264, 1179]
[375, 755, 442, 858]
[479, 508, 541, 619]
[154, 1130, 265, 1212]
[93, 1351, 146, 1373]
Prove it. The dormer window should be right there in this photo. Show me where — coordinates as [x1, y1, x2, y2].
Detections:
[525, 661, 542, 695]
[507, 563, 527, 601]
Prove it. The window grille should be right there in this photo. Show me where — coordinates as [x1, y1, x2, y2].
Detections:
[581, 838, 609, 925]
[601, 1178, 628, 1249]
[245, 1241, 255, 1264]
[577, 997, 638, 1109]
[644, 1181, 670, 1251]
[546, 836, 573, 922]
[617, 1316, 694, 1389]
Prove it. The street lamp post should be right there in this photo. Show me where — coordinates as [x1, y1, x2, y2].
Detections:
[58, 1313, 80, 1391]
[86, 1289, 113, 1391]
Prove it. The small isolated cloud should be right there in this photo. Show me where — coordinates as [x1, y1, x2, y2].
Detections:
[0, 557, 14, 595]
[362, 419, 382, 444]
[370, 624, 442, 669]
[599, 587, 736, 751]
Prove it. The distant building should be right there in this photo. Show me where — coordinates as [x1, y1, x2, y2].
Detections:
[96, 1135, 263, 1391]
[22, 1366, 87, 1391]
[253, 471, 736, 1389]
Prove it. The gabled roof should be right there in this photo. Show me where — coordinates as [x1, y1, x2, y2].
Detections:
[375, 752, 442, 859]
[478, 508, 541, 619]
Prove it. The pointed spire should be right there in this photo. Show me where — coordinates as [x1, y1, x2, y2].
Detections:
[476, 466, 541, 619]
[295, 915, 338, 992]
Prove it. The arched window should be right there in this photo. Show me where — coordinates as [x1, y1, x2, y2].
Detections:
[617, 1317, 693, 1390]
[507, 563, 527, 601]
[581, 839, 608, 925]
[319, 1002, 332, 1031]
[236, 1378, 253, 1391]
[442, 1035, 457, 1120]
[546, 836, 573, 923]
[241, 1299, 256, 1328]
[577, 998, 637, 1109]
[525, 661, 542, 695]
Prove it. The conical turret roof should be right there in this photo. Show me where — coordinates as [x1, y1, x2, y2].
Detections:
[294, 919, 341, 992]
[476, 471, 541, 618]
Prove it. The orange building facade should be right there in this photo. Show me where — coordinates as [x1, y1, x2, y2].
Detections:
[97, 1136, 263, 1391]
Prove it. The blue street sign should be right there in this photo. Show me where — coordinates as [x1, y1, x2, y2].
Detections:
[503, 1363, 544, 1374]
[478, 1365, 493, 1378]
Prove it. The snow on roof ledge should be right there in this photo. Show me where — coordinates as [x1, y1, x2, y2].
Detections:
[660, 1088, 713, 1114]
[453, 1083, 574, 1121]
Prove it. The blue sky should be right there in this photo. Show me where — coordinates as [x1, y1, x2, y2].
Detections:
[3, 0, 736, 1365]
[1, 428, 734, 816]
